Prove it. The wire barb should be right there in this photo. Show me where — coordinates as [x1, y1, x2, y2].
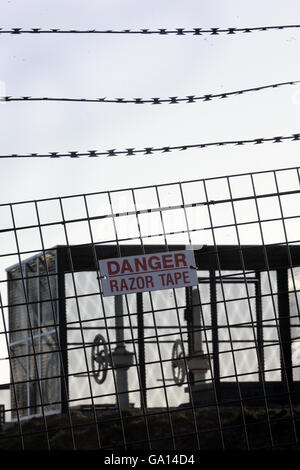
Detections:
[2, 80, 299, 106]
[1, 24, 300, 35]
[0, 132, 299, 159]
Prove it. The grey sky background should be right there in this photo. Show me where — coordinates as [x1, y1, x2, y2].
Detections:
[0, 0, 300, 203]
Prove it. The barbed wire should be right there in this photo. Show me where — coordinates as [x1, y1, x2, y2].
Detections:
[1, 133, 299, 159]
[2, 80, 299, 105]
[1, 25, 300, 35]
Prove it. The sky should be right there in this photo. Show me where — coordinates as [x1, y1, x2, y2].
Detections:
[0, 0, 300, 203]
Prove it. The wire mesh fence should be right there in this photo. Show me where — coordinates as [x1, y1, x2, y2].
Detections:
[1, 165, 300, 450]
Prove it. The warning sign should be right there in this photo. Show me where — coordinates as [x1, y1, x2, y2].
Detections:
[99, 250, 198, 297]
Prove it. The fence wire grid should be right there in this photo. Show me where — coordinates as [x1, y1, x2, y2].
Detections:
[1, 165, 300, 451]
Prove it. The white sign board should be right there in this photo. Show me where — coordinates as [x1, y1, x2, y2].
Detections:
[99, 250, 198, 297]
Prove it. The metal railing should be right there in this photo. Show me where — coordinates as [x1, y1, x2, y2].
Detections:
[0, 166, 300, 450]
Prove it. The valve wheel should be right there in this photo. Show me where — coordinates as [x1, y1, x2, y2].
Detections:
[91, 334, 109, 384]
[171, 339, 186, 386]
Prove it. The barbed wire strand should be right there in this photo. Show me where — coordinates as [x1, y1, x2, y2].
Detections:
[1, 25, 300, 35]
[2, 80, 299, 105]
[1, 133, 299, 159]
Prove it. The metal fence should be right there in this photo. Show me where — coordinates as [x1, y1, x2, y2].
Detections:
[1, 165, 300, 450]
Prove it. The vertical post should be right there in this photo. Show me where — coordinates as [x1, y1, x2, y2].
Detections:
[137, 293, 147, 409]
[57, 248, 69, 414]
[37, 258, 41, 414]
[277, 269, 293, 389]
[24, 264, 30, 418]
[210, 269, 220, 397]
[186, 288, 209, 385]
[255, 271, 265, 383]
[115, 295, 125, 347]
[113, 295, 133, 408]
[185, 286, 194, 383]
[192, 289, 203, 353]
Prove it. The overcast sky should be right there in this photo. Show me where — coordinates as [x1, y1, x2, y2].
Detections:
[0, 0, 300, 204]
